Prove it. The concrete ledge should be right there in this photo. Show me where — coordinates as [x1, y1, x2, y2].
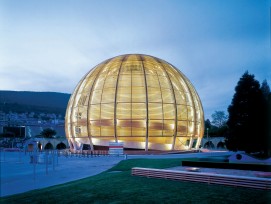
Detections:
[181, 160, 271, 171]
[132, 167, 271, 190]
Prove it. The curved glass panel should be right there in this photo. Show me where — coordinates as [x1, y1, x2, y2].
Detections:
[65, 54, 204, 151]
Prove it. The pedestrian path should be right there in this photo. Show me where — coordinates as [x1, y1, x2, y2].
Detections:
[0, 152, 124, 197]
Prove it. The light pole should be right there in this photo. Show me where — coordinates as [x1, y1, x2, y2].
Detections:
[207, 128, 209, 149]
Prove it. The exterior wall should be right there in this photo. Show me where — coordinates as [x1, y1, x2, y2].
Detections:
[65, 54, 204, 151]
[201, 137, 226, 149]
[24, 138, 69, 150]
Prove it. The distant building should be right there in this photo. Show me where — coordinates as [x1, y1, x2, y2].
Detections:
[2, 126, 26, 138]
[200, 137, 226, 149]
[24, 138, 69, 151]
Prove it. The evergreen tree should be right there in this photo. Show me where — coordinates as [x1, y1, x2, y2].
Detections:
[261, 80, 271, 156]
[267, 94, 271, 156]
[205, 114, 228, 137]
[261, 79, 270, 100]
[205, 119, 211, 130]
[204, 119, 211, 138]
[226, 71, 266, 153]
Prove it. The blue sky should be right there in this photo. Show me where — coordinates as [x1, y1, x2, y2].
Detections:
[0, 0, 270, 119]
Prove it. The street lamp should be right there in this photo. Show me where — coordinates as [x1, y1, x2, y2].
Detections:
[207, 128, 209, 149]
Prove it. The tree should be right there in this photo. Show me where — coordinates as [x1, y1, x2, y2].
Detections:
[205, 119, 211, 130]
[204, 110, 228, 138]
[211, 111, 228, 128]
[40, 128, 56, 138]
[226, 71, 266, 153]
[261, 80, 271, 156]
[267, 94, 271, 156]
[204, 119, 211, 138]
[261, 79, 270, 101]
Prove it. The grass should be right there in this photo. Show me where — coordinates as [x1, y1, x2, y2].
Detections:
[1, 158, 270, 204]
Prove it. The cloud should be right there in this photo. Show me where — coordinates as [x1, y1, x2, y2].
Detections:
[0, 0, 270, 120]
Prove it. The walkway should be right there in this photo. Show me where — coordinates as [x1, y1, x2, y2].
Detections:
[0, 152, 124, 197]
[1, 150, 233, 197]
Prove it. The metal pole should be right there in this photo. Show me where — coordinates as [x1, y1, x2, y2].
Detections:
[33, 150, 37, 180]
[3, 149, 6, 161]
[33, 161, 36, 180]
[18, 149, 22, 162]
[46, 151, 48, 175]
[53, 151, 55, 171]
[207, 128, 209, 149]
[56, 150, 59, 166]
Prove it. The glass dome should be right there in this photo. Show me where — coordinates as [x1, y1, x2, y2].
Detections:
[65, 54, 204, 151]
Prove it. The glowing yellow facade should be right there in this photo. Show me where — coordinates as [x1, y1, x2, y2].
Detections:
[65, 54, 204, 151]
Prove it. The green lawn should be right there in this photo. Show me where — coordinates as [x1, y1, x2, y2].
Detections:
[1, 158, 270, 204]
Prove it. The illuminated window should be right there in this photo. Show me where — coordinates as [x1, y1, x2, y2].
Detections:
[65, 54, 204, 151]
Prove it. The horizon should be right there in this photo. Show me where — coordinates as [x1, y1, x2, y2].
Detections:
[1, 0, 270, 119]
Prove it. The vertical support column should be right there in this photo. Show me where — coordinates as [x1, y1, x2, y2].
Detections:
[157, 59, 178, 150]
[196, 137, 202, 150]
[114, 56, 126, 143]
[68, 79, 84, 150]
[68, 72, 91, 150]
[176, 71, 198, 150]
[188, 138, 193, 149]
[140, 55, 149, 151]
[86, 64, 106, 150]
[193, 91, 205, 149]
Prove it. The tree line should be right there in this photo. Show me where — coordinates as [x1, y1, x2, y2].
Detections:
[206, 71, 270, 156]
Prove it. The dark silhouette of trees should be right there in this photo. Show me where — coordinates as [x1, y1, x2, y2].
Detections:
[267, 94, 271, 156]
[261, 79, 270, 100]
[261, 80, 271, 156]
[40, 128, 56, 138]
[226, 71, 267, 153]
[211, 111, 228, 128]
[204, 111, 228, 137]
[205, 119, 211, 131]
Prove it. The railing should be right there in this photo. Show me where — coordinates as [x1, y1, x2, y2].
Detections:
[132, 167, 271, 190]
[61, 150, 109, 157]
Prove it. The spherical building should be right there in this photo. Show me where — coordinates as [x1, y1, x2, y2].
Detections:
[65, 54, 204, 151]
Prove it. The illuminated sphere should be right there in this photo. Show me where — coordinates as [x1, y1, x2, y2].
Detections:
[65, 54, 204, 151]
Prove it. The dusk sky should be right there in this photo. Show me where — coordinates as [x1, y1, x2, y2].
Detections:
[0, 0, 270, 119]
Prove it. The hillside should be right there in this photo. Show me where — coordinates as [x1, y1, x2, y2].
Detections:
[0, 91, 71, 115]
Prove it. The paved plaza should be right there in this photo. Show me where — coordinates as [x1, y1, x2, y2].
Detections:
[3, 150, 265, 197]
[0, 151, 124, 197]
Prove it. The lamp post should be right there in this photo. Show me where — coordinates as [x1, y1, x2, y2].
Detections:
[207, 128, 209, 149]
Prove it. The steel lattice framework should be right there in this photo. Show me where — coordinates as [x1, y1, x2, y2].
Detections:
[65, 54, 204, 151]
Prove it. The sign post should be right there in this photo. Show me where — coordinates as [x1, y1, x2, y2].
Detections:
[109, 142, 124, 156]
